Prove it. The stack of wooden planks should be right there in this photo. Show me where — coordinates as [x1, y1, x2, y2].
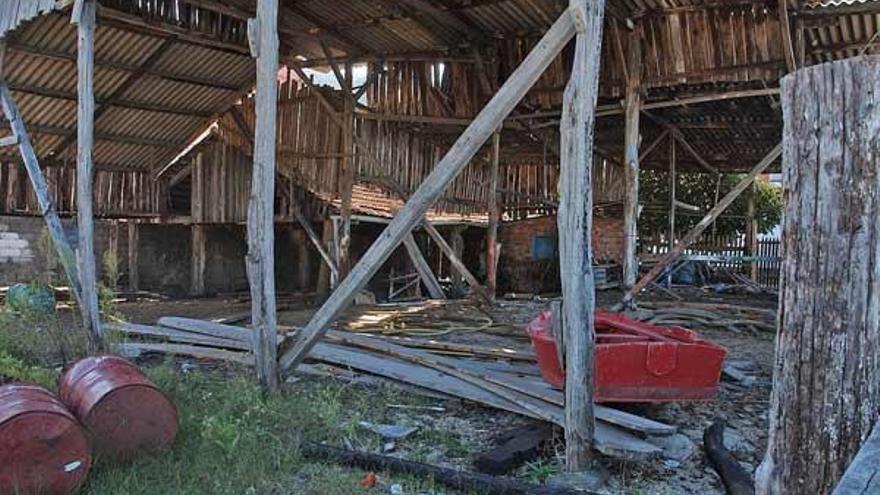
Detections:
[109, 316, 678, 461]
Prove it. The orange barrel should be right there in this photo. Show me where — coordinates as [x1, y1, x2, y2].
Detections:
[0, 384, 91, 495]
[58, 356, 178, 462]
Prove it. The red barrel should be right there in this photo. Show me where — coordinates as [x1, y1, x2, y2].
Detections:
[0, 384, 91, 494]
[59, 356, 178, 462]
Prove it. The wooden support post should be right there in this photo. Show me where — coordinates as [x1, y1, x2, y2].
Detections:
[622, 22, 642, 292]
[338, 61, 355, 280]
[403, 234, 445, 299]
[107, 221, 119, 289]
[486, 130, 501, 297]
[74, 0, 103, 351]
[247, 0, 279, 390]
[127, 222, 139, 291]
[316, 218, 334, 295]
[0, 86, 83, 306]
[756, 58, 880, 495]
[746, 183, 758, 281]
[279, 11, 577, 370]
[191, 224, 206, 296]
[621, 144, 781, 306]
[558, 0, 604, 471]
[667, 138, 676, 285]
[449, 227, 466, 295]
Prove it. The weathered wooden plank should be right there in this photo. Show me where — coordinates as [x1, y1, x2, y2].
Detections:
[558, 0, 605, 470]
[74, 0, 103, 351]
[247, 0, 280, 390]
[107, 321, 249, 350]
[280, 12, 577, 370]
[309, 342, 660, 460]
[402, 234, 445, 299]
[157, 316, 252, 342]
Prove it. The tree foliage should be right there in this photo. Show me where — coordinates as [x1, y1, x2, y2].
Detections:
[638, 170, 783, 239]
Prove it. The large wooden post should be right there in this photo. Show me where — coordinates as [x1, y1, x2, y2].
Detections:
[558, 0, 605, 471]
[191, 224, 206, 296]
[756, 56, 880, 495]
[338, 62, 355, 280]
[280, 11, 579, 370]
[127, 222, 139, 291]
[74, 0, 103, 351]
[746, 183, 758, 281]
[246, 0, 279, 390]
[621, 22, 642, 292]
[486, 130, 501, 296]
[317, 218, 334, 295]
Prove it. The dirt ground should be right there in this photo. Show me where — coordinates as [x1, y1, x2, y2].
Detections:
[114, 288, 777, 494]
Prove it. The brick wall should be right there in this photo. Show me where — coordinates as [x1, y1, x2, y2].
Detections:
[497, 214, 624, 293]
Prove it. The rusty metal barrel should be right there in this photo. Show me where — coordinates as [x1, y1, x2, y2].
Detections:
[58, 356, 178, 462]
[0, 384, 91, 495]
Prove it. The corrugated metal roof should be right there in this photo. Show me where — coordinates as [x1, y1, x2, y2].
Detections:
[1, 7, 255, 173]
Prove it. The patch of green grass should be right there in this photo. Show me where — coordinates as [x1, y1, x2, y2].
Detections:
[79, 362, 460, 494]
[0, 351, 58, 388]
[519, 458, 562, 484]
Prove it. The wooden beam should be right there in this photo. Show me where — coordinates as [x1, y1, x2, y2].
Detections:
[424, 223, 490, 300]
[779, 0, 797, 72]
[559, 0, 603, 471]
[279, 12, 577, 370]
[7, 83, 212, 118]
[74, 0, 103, 351]
[247, 0, 280, 390]
[622, 22, 641, 292]
[97, 5, 251, 56]
[638, 129, 668, 162]
[402, 234, 445, 299]
[621, 144, 781, 306]
[486, 130, 501, 296]
[0, 82, 84, 308]
[0, 135, 18, 147]
[127, 222, 139, 291]
[287, 189, 339, 279]
[281, 1, 367, 55]
[644, 113, 720, 174]
[668, 138, 676, 285]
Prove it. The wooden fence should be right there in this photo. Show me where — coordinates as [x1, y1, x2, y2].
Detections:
[641, 233, 781, 289]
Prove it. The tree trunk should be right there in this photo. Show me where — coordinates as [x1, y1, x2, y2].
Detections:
[756, 56, 880, 495]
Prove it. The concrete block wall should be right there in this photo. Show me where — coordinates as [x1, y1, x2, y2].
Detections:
[497, 214, 624, 293]
[0, 215, 115, 286]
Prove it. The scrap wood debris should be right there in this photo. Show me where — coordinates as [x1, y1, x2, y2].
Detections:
[106, 316, 679, 462]
[339, 300, 526, 338]
[629, 301, 776, 334]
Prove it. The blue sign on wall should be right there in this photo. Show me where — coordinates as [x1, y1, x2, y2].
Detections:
[532, 235, 556, 260]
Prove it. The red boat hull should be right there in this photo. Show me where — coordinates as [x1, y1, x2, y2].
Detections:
[527, 310, 727, 402]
